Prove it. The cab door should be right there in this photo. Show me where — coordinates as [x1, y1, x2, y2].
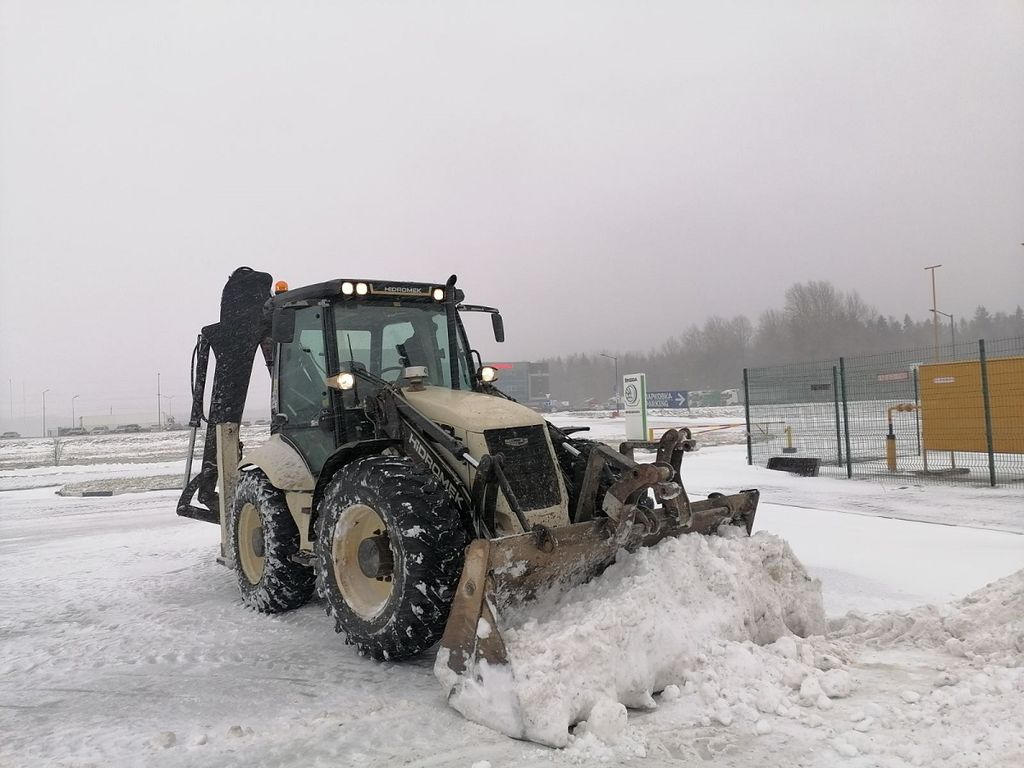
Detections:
[274, 305, 335, 475]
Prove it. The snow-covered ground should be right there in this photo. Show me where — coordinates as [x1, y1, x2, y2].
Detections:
[1, 417, 1022, 767]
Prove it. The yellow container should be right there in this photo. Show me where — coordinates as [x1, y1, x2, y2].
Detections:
[919, 356, 1024, 454]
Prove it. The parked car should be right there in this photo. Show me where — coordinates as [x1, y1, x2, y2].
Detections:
[90, 426, 110, 434]
[63, 428, 87, 436]
[1, 431, 20, 439]
[118, 424, 142, 433]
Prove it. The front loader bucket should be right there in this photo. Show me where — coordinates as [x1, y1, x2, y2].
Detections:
[438, 488, 759, 685]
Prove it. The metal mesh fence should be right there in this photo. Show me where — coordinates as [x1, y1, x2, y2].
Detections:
[744, 337, 1024, 487]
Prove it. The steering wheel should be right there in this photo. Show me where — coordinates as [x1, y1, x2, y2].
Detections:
[380, 366, 406, 382]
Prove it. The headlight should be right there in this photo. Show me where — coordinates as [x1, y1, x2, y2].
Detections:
[432, 287, 445, 301]
[328, 372, 356, 390]
[355, 282, 368, 295]
[479, 366, 498, 383]
[341, 281, 354, 295]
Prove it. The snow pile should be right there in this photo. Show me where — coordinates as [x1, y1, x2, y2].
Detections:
[443, 558, 1024, 762]
[831, 568, 1024, 667]
[807, 568, 1024, 765]
[57, 473, 183, 496]
[437, 527, 829, 747]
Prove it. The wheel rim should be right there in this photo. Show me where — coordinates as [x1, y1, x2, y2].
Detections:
[237, 502, 265, 585]
[332, 504, 394, 620]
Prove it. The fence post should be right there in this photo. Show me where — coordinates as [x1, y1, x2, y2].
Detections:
[913, 367, 921, 456]
[839, 357, 853, 479]
[832, 365, 843, 468]
[743, 368, 753, 466]
[979, 340, 997, 487]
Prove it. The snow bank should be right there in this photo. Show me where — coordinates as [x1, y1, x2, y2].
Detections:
[830, 568, 1024, 667]
[57, 474, 183, 496]
[438, 552, 1024, 763]
[815, 569, 1024, 766]
[437, 527, 828, 747]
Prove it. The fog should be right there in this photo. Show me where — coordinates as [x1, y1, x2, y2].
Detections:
[1, 1, 1021, 429]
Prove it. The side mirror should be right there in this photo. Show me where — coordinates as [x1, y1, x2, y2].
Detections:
[271, 308, 296, 343]
[491, 313, 505, 343]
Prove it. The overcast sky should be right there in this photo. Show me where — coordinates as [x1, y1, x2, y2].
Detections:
[1, 1, 1021, 427]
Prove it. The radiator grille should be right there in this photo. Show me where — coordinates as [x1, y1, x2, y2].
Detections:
[484, 425, 561, 511]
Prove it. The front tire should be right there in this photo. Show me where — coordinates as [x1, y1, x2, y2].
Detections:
[229, 470, 315, 613]
[316, 455, 467, 660]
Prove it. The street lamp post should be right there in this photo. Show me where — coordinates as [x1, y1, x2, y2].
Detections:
[929, 307, 957, 470]
[42, 389, 50, 437]
[600, 353, 619, 415]
[924, 264, 942, 362]
[931, 309, 955, 357]
[71, 394, 80, 429]
[161, 395, 175, 427]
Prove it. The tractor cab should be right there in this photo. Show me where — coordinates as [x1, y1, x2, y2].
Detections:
[269, 278, 503, 475]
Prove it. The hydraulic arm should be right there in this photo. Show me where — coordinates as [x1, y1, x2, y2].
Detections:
[177, 267, 274, 523]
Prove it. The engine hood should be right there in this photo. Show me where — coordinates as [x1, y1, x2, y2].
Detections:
[400, 387, 545, 434]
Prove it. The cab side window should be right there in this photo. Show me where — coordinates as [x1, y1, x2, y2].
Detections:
[278, 308, 327, 425]
[430, 315, 472, 389]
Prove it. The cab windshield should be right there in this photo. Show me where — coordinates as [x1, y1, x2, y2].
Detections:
[331, 301, 473, 389]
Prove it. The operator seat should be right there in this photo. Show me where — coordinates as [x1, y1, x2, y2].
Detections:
[397, 330, 435, 378]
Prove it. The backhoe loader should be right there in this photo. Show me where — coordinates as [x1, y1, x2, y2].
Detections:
[178, 268, 760, 701]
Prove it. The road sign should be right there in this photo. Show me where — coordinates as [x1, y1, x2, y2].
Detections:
[877, 371, 911, 383]
[647, 390, 689, 409]
[623, 373, 647, 440]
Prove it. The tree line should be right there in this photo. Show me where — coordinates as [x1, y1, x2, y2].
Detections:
[544, 281, 1024, 403]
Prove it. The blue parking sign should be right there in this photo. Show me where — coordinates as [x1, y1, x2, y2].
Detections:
[646, 390, 689, 409]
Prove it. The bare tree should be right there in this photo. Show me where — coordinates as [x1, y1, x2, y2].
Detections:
[541, 283, 1020, 404]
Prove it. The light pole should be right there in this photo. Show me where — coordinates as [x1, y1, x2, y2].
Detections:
[161, 395, 175, 427]
[600, 353, 619, 414]
[71, 394, 80, 429]
[42, 389, 50, 437]
[931, 309, 954, 357]
[924, 264, 942, 362]
[156, 372, 161, 429]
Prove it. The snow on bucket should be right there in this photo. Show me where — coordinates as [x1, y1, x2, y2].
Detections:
[435, 526, 826, 747]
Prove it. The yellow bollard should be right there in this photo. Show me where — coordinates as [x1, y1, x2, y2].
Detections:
[885, 404, 916, 472]
[782, 425, 797, 454]
[886, 431, 897, 471]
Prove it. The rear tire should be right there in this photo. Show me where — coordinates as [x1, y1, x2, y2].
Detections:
[316, 455, 467, 660]
[229, 470, 315, 613]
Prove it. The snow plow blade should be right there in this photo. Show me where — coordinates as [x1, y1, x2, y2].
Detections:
[438, 488, 759, 682]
